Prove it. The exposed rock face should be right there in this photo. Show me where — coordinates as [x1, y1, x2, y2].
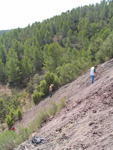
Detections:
[14, 59, 113, 150]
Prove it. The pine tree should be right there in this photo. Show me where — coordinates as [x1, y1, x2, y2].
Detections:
[0, 43, 7, 64]
[21, 56, 34, 79]
[0, 59, 5, 82]
[43, 42, 65, 72]
[5, 48, 21, 85]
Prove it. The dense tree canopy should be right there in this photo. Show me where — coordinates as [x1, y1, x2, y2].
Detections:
[0, 0, 112, 86]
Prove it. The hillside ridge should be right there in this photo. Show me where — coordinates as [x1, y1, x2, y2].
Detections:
[15, 59, 113, 150]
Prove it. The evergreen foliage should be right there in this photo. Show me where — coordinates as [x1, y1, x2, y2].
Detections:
[0, 59, 5, 82]
[0, 1, 112, 86]
[5, 115, 14, 129]
[17, 107, 23, 120]
[0, 0, 113, 125]
[32, 91, 44, 105]
[43, 42, 65, 72]
[40, 72, 59, 97]
[5, 48, 21, 85]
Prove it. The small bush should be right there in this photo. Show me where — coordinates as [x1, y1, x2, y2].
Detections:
[44, 72, 59, 91]
[32, 91, 44, 105]
[57, 98, 66, 112]
[5, 115, 14, 129]
[0, 130, 17, 150]
[9, 108, 17, 121]
[33, 74, 43, 85]
[18, 127, 29, 141]
[48, 102, 58, 116]
[40, 80, 48, 96]
[26, 81, 34, 93]
[28, 119, 40, 133]
[17, 107, 23, 120]
[39, 72, 59, 97]
[28, 111, 50, 132]
[26, 74, 43, 94]
[37, 111, 49, 126]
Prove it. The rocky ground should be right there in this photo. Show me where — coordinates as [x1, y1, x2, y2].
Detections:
[14, 59, 113, 150]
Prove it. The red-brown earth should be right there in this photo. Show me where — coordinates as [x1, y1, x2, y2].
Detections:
[14, 59, 113, 150]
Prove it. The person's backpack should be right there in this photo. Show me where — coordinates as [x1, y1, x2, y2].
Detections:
[31, 136, 45, 145]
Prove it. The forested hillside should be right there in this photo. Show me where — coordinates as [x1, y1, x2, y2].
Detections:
[0, 0, 113, 128]
[0, 0, 113, 86]
[0, 30, 12, 36]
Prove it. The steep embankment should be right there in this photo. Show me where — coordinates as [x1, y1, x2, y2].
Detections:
[15, 59, 113, 150]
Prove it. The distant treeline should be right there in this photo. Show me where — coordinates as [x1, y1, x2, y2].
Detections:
[0, 29, 13, 36]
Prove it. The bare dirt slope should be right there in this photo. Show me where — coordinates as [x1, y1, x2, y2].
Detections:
[15, 59, 113, 150]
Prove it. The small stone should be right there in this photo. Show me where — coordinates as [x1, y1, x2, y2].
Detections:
[89, 122, 95, 126]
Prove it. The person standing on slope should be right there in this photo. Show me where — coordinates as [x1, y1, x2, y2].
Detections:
[90, 66, 97, 84]
[49, 84, 54, 98]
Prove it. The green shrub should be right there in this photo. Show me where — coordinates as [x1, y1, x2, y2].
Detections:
[9, 108, 16, 120]
[17, 107, 23, 120]
[0, 98, 6, 121]
[0, 130, 17, 150]
[44, 72, 59, 90]
[40, 72, 59, 97]
[26, 74, 43, 94]
[0, 127, 31, 150]
[40, 80, 48, 96]
[32, 91, 44, 105]
[10, 96, 20, 109]
[0, 94, 22, 123]
[18, 127, 29, 141]
[48, 102, 58, 116]
[26, 81, 34, 93]
[5, 115, 14, 128]
[57, 98, 66, 112]
[33, 74, 43, 85]
[28, 111, 50, 131]
[37, 111, 49, 126]
[28, 119, 40, 133]
[56, 63, 75, 86]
